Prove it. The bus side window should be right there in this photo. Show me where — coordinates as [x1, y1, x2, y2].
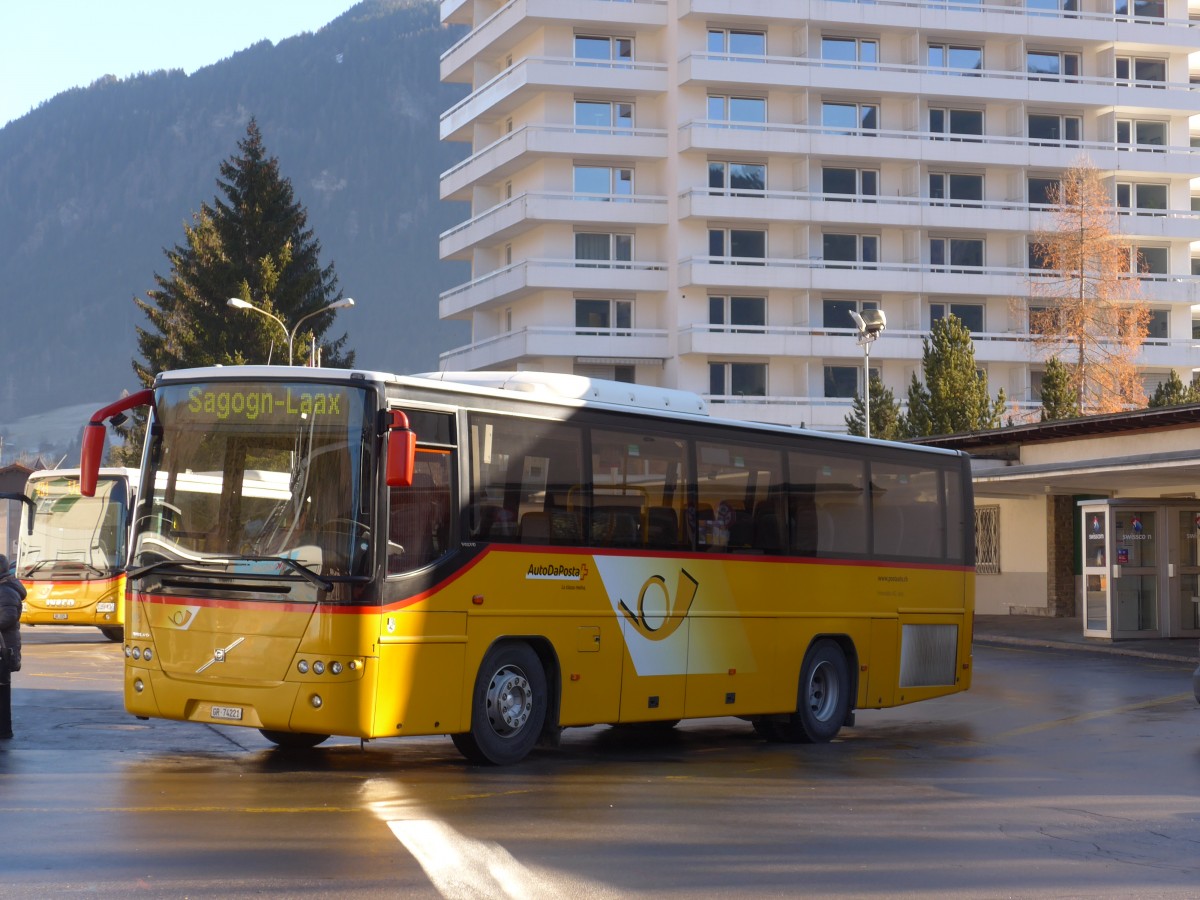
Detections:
[388, 449, 452, 575]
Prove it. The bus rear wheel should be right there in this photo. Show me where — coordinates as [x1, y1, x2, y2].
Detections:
[98, 626, 124, 642]
[774, 639, 851, 744]
[259, 729, 330, 750]
[452, 643, 547, 766]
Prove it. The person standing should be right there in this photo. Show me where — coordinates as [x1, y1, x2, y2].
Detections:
[0, 553, 24, 739]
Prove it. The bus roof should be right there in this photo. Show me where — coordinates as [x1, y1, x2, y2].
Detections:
[152, 366, 966, 458]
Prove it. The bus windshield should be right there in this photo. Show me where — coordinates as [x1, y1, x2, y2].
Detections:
[133, 380, 376, 580]
[20, 475, 129, 580]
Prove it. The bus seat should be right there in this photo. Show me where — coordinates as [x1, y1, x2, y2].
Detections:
[549, 509, 582, 543]
[754, 502, 785, 553]
[592, 506, 641, 546]
[816, 508, 837, 553]
[519, 511, 550, 544]
[647, 506, 680, 547]
[790, 494, 817, 555]
[472, 504, 517, 542]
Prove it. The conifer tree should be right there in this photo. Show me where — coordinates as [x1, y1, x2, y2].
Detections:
[1148, 369, 1200, 408]
[115, 120, 354, 461]
[1039, 357, 1079, 422]
[902, 314, 1006, 437]
[844, 374, 903, 440]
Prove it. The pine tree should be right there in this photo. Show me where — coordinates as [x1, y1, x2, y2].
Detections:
[1148, 370, 1200, 408]
[1021, 160, 1149, 413]
[115, 120, 354, 462]
[1039, 357, 1079, 422]
[844, 374, 903, 440]
[902, 314, 1006, 438]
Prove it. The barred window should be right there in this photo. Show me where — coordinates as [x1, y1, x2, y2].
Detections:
[975, 505, 1000, 575]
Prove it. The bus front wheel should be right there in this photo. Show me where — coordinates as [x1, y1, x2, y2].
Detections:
[452, 643, 547, 766]
[259, 729, 330, 750]
[775, 640, 851, 744]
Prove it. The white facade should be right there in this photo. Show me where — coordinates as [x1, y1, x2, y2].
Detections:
[438, 0, 1200, 431]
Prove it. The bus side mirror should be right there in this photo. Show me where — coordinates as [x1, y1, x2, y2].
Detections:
[386, 411, 416, 488]
[80, 423, 107, 497]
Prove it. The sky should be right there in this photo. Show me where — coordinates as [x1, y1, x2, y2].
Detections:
[0, 0, 361, 128]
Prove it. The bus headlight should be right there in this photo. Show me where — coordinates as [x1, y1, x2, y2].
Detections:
[310, 694, 323, 709]
[313, 661, 325, 675]
[330, 661, 343, 675]
[134, 679, 144, 693]
[143, 648, 152, 662]
[297, 660, 309, 674]
[131, 647, 141, 660]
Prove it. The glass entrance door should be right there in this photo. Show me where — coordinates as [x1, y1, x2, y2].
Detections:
[1173, 509, 1200, 635]
[1112, 508, 1159, 637]
[1081, 505, 1110, 638]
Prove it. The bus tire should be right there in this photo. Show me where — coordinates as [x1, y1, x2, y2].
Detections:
[259, 729, 329, 750]
[452, 642, 546, 766]
[98, 626, 124, 642]
[776, 640, 850, 744]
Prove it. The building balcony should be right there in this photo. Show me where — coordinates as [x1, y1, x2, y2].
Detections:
[441, 0, 669, 83]
[681, 0, 1200, 51]
[680, 122, 1200, 178]
[441, 124, 668, 201]
[680, 256, 1200, 304]
[439, 325, 671, 370]
[441, 191, 668, 260]
[440, 258, 668, 318]
[441, 57, 668, 142]
[680, 53, 1200, 114]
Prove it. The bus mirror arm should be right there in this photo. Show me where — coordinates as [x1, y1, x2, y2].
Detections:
[0, 493, 35, 535]
[80, 389, 156, 496]
[385, 410, 416, 488]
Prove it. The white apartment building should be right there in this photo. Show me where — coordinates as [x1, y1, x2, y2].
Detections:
[437, 0, 1200, 431]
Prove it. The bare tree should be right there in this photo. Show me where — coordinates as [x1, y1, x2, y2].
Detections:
[1021, 160, 1150, 414]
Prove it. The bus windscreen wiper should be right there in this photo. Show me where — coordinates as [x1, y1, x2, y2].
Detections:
[127, 555, 332, 592]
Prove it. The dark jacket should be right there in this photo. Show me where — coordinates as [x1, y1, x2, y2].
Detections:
[0, 554, 23, 672]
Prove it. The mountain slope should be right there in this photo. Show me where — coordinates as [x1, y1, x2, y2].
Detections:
[0, 0, 468, 436]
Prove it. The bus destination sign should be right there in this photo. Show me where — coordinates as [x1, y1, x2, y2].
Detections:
[179, 383, 354, 425]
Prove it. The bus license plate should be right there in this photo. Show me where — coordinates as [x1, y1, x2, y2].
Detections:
[52, 613, 69, 620]
[211, 705, 243, 721]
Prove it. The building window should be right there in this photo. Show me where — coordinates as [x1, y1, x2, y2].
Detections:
[1027, 50, 1079, 80]
[1115, 182, 1167, 214]
[928, 43, 982, 74]
[1146, 308, 1169, 342]
[709, 161, 766, 196]
[710, 296, 766, 332]
[931, 302, 985, 333]
[1028, 113, 1081, 146]
[1116, 0, 1165, 17]
[1027, 0, 1080, 13]
[1133, 246, 1168, 275]
[575, 35, 633, 67]
[930, 238, 984, 271]
[1116, 119, 1167, 149]
[822, 167, 878, 200]
[823, 233, 879, 268]
[823, 36, 878, 66]
[707, 95, 766, 129]
[975, 506, 1000, 575]
[575, 232, 632, 267]
[709, 363, 767, 399]
[929, 173, 983, 205]
[823, 299, 879, 329]
[1028, 177, 1060, 206]
[574, 165, 633, 200]
[929, 107, 983, 140]
[822, 101, 878, 134]
[709, 228, 767, 264]
[574, 100, 633, 133]
[1116, 56, 1166, 86]
[576, 298, 632, 335]
[708, 28, 765, 57]
[823, 365, 878, 399]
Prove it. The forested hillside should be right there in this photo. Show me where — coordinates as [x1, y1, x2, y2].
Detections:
[0, 0, 467, 437]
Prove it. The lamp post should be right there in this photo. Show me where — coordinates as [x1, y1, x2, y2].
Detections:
[849, 309, 887, 440]
[227, 297, 355, 365]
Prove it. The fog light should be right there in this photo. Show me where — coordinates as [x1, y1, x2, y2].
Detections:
[310, 694, 323, 709]
[143, 648, 153, 662]
[132, 647, 141, 660]
[134, 679, 144, 693]
[330, 661, 343, 675]
[297, 660, 309, 674]
[125, 646, 132, 658]
[313, 660, 325, 675]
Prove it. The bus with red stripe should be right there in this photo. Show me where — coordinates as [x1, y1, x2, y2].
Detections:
[79, 366, 974, 764]
[14, 468, 138, 642]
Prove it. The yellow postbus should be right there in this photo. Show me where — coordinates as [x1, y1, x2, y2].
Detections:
[79, 367, 974, 764]
[14, 468, 138, 642]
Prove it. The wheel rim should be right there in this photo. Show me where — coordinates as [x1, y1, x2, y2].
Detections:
[805, 659, 839, 723]
[485, 665, 533, 737]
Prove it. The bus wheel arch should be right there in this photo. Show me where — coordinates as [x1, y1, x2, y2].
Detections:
[259, 729, 330, 750]
[98, 626, 124, 642]
[452, 638, 556, 765]
[774, 636, 856, 744]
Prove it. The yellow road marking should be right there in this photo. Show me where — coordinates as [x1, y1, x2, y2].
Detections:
[990, 692, 1194, 741]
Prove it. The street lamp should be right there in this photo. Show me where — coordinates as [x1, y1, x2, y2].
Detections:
[849, 309, 887, 440]
[227, 297, 355, 365]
